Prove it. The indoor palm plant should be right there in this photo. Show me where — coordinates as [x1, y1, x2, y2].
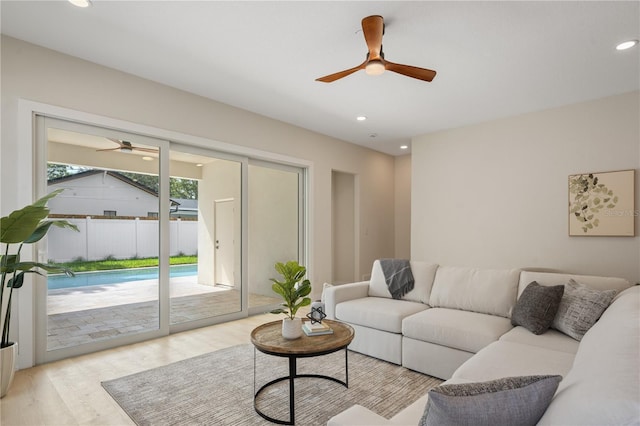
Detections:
[1, 189, 78, 397]
[270, 260, 311, 339]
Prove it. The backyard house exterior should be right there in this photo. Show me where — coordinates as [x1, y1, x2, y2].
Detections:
[46, 170, 197, 262]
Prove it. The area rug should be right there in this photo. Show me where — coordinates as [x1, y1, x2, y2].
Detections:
[102, 344, 442, 426]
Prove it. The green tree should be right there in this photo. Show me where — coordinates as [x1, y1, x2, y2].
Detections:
[170, 178, 198, 199]
[47, 164, 88, 180]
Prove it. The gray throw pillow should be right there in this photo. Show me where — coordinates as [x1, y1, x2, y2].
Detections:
[511, 281, 564, 335]
[419, 375, 562, 426]
[552, 279, 616, 341]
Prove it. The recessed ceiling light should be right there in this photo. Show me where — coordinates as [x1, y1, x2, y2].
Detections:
[369, 133, 377, 138]
[356, 116, 367, 121]
[400, 145, 408, 150]
[142, 156, 153, 161]
[68, 0, 91, 7]
[616, 40, 638, 51]
[196, 163, 203, 167]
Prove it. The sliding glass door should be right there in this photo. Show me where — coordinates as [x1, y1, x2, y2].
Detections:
[168, 145, 245, 329]
[36, 117, 169, 362]
[247, 161, 304, 313]
[34, 116, 307, 363]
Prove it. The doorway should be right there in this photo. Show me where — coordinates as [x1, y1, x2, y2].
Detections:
[332, 171, 356, 284]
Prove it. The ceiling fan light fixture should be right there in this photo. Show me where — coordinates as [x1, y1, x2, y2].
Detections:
[68, 0, 91, 8]
[616, 40, 638, 50]
[365, 60, 385, 76]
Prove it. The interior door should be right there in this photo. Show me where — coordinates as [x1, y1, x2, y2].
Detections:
[215, 199, 235, 287]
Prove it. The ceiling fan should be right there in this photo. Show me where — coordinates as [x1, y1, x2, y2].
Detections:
[316, 15, 437, 83]
[96, 138, 158, 153]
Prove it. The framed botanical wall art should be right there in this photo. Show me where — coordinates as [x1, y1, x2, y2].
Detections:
[569, 169, 635, 236]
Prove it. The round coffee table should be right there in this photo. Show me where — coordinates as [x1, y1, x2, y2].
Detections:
[250, 319, 355, 425]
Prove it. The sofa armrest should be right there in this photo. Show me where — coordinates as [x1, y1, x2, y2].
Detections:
[324, 281, 370, 319]
[327, 404, 392, 425]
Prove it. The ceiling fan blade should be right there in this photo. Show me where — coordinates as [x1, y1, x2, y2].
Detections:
[316, 60, 367, 83]
[96, 147, 121, 152]
[133, 147, 159, 153]
[385, 61, 437, 82]
[361, 15, 384, 59]
[106, 137, 124, 147]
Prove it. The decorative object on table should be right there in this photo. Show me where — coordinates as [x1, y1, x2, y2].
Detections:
[306, 300, 326, 324]
[0, 189, 78, 397]
[569, 169, 635, 236]
[269, 260, 311, 339]
[302, 321, 333, 336]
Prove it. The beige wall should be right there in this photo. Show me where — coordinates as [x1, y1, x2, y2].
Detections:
[394, 154, 411, 259]
[412, 91, 640, 284]
[1, 36, 396, 313]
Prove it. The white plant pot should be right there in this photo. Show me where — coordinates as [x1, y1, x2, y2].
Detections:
[1, 342, 17, 398]
[281, 317, 302, 340]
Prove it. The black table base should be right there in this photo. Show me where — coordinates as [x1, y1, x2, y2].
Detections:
[253, 348, 349, 425]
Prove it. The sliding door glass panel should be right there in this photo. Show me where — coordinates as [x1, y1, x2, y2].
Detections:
[248, 163, 302, 310]
[169, 148, 242, 325]
[45, 125, 162, 351]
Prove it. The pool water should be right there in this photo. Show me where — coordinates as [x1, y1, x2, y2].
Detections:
[48, 264, 197, 290]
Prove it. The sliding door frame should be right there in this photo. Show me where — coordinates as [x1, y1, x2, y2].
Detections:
[34, 116, 171, 364]
[167, 143, 250, 334]
[17, 100, 312, 369]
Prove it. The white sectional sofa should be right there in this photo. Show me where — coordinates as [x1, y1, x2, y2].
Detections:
[325, 260, 640, 425]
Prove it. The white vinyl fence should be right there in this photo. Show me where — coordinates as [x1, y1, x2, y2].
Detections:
[47, 217, 197, 262]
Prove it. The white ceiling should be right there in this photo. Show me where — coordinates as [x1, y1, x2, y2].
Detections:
[2, 1, 639, 156]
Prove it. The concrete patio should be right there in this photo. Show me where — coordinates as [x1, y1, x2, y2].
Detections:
[47, 276, 280, 350]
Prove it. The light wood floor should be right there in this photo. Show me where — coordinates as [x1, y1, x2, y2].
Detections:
[1, 310, 297, 426]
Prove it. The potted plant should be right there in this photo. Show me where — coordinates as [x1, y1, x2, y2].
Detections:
[1, 189, 78, 397]
[270, 260, 312, 339]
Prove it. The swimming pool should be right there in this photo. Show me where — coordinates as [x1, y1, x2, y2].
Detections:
[47, 264, 197, 290]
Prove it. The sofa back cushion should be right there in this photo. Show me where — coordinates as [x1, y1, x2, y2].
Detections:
[368, 260, 438, 304]
[538, 286, 640, 425]
[429, 266, 520, 318]
[517, 271, 630, 296]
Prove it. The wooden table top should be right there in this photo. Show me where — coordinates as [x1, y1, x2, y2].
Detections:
[251, 319, 354, 356]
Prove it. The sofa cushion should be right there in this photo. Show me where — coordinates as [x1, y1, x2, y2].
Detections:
[511, 282, 564, 335]
[403, 308, 513, 353]
[335, 297, 428, 333]
[428, 266, 520, 318]
[420, 375, 562, 426]
[499, 326, 579, 354]
[452, 341, 575, 383]
[552, 279, 616, 341]
[368, 260, 438, 304]
[538, 286, 640, 426]
[517, 271, 630, 296]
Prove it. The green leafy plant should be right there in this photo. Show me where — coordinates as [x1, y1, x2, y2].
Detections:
[569, 173, 618, 233]
[269, 260, 311, 320]
[1, 190, 79, 348]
